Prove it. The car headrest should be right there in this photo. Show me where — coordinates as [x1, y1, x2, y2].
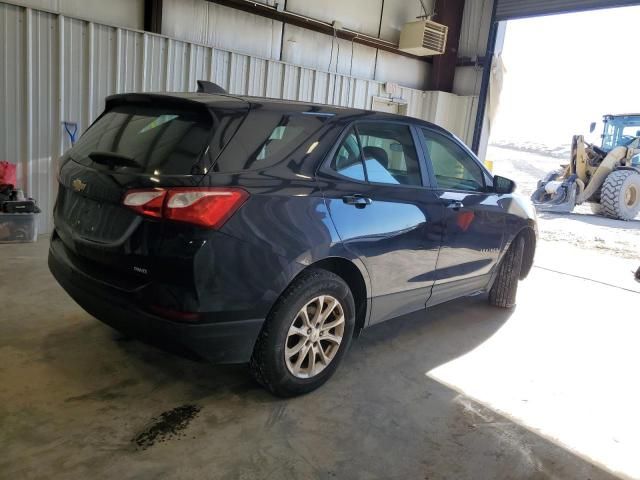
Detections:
[363, 146, 389, 169]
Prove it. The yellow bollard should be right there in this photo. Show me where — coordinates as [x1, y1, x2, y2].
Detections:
[484, 159, 494, 172]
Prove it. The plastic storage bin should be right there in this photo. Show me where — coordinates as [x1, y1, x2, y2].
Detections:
[0, 212, 39, 243]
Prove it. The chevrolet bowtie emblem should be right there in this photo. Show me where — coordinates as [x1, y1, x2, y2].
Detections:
[72, 178, 87, 192]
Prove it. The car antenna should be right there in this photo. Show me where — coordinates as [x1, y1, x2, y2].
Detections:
[196, 80, 227, 94]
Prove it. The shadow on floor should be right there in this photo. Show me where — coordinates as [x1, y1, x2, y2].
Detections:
[35, 294, 513, 407]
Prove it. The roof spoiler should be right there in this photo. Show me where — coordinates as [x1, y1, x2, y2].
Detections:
[197, 80, 227, 94]
[105, 93, 213, 112]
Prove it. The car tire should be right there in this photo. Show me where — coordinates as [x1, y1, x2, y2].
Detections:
[249, 269, 355, 397]
[489, 235, 525, 308]
[600, 170, 640, 220]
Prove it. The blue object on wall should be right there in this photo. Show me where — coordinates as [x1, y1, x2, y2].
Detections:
[63, 121, 78, 145]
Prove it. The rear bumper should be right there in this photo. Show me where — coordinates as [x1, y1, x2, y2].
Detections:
[48, 239, 264, 364]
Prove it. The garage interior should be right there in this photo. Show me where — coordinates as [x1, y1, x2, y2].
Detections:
[1, 0, 639, 479]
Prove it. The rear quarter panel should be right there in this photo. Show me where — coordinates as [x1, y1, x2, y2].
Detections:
[216, 173, 371, 320]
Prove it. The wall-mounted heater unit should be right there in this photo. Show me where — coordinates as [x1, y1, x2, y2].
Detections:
[398, 20, 448, 56]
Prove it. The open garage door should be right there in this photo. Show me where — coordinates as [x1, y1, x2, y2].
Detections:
[495, 0, 640, 20]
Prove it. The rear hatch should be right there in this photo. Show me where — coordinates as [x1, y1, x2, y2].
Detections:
[54, 93, 249, 287]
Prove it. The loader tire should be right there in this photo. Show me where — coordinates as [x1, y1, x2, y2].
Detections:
[600, 170, 640, 220]
[489, 235, 525, 308]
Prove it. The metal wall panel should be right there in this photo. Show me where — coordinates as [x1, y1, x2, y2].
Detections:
[227, 52, 247, 95]
[0, 4, 26, 182]
[9, 0, 144, 29]
[247, 57, 267, 97]
[282, 64, 300, 101]
[297, 69, 314, 103]
[205, 3, 282, 60]
[454, 0, 493, 102]
[28, 9, 58, 222]
[145, 34, 168, 92]
[495, 0, 640, 20]
[118, 28, 143, 93]
[162, 0, 282, 60]
[374, 50, 429, 90]
[281, 24, 378, 80]
[212, 49, 231, 91]
[0, 3, 478, 234]
[161, 0, 207, 44]
[286, 0, 383, 37]
[91, 24, 117, 115]
[167, 39, 189, 91]
[161, 0, 432, 90]
[459, 0, 493, 58]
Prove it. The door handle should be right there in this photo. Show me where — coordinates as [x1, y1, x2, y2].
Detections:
[342, 194, 372, 209]
[446, 200, 464, 210]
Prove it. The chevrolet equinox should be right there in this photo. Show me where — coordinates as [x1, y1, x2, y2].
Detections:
[49, 90, 537, 396]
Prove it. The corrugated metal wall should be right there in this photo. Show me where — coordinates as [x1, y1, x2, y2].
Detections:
[453, 0, 494, 97]
[0, 2, 478, 234]
[162, 0, 432, 90]
[7, 0, 144, 29]
[459, 0, 493, 58]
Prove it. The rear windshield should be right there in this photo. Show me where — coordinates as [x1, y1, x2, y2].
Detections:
[71, 104, 329, 175]
[70, 105, 220, 175]
[213, 110, 329, 172]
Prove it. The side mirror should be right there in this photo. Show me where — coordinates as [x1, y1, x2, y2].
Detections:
[493, 175, 516, 194]
[589, 122, 596, 133]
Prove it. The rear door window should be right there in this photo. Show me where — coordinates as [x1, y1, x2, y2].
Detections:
[215, 111, 329, 172]
[71, 105, 223, 175]
[356, 122, 422, 186]
[328, 122, 423, 186]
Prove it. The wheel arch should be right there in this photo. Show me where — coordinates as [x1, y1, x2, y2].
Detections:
[301, 256, 370, 337]
[516, 226, 536, 280]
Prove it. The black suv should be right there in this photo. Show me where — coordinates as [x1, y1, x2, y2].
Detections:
[49, 91, 537, 396]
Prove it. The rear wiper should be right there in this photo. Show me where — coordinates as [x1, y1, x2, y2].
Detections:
[88, 151, 141, 169]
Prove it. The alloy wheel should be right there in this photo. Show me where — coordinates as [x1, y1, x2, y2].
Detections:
[284, 295, 345, 379]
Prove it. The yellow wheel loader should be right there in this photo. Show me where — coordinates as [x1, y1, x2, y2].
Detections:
[531, 114, 640, 220]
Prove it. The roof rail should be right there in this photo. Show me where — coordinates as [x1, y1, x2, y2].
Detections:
[197, 80, 227, 94]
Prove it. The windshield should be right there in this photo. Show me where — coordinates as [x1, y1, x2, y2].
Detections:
[601, 115, 640, 150]
[70, 105, 216, 175]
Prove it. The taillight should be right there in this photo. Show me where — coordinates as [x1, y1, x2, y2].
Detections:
[122, 187, 248, 228]
[123, 189, 166, 218]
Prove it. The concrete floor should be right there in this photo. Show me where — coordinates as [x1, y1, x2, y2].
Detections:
[1, 237, 636, 479]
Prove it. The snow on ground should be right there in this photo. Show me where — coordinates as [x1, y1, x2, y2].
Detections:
[490, 139, 572, 160]
[487, 145, 640, 260]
